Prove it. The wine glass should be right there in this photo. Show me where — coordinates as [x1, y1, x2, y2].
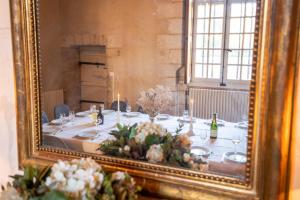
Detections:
[58, 113, 65, 133]
[69, 110, 75, 124]
[126, 105, 131, 113]
[182, 110, 189, 119]
[231, 133, 241, 160]
[90, 104, 96, 113]
[199, 129, 208, 145]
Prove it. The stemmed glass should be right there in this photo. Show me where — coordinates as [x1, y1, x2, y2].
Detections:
[126, 105, 131, 113]
[57, 113, 66, 135]
[182, 110, 189, 119]
[231, 133, 241, 160]
[69, 110, 75, 124]
[199, 129, 208, 145]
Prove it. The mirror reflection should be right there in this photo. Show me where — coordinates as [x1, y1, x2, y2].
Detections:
[40, 0, 257, 180]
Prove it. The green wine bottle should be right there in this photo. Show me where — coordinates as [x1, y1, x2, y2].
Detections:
[210, 113, 218, 139]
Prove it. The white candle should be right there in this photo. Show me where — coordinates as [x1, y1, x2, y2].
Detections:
[117, 93, 120, 112]
[190, 98, 194, 118]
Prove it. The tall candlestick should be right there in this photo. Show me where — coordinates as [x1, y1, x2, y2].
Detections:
[187, 98, 194, 137]
[190, 99, 194, 119]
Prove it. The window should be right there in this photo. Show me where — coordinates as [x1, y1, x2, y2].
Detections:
[191, 0, 257, 88]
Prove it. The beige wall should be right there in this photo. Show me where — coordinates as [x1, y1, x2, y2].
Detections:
[0, 0, 18, 185]
[60, 0, 185, 112]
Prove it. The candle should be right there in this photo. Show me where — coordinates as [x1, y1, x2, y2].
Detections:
[117, 93, 120, 112]
[190, 98, 194, 118]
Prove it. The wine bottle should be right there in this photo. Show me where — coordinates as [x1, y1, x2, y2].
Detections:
[210, 113, 218, 139]
[97, 106, 104, 125]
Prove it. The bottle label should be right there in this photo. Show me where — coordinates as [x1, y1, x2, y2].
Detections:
[210, 130, 217, 138]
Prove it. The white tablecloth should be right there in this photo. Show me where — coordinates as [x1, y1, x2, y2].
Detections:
[43, 111, 248, 162]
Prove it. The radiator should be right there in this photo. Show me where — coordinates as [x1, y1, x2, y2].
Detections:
[42, 89, 64, 120]
[189, 88, 249, 122]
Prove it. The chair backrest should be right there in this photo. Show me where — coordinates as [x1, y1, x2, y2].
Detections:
[111, 101, 127, 112]
[42, 135, 69, 149]
[54, 104, 70, 119]
[137, 106, 144, 113]
[41, 111, 49, 124]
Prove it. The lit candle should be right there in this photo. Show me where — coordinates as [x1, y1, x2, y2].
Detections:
[117, 93, 120, 112]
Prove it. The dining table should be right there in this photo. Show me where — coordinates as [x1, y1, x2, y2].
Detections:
[42, 110, 248, 178]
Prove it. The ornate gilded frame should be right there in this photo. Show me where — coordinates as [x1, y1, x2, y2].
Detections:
[10, 0, 299, 199]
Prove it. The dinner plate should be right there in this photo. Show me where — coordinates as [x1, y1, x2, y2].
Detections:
[177, 117, 196, 123]
[102, 110, 115, 115]
[42, 127, 57, 134]
[156, 114, 170, 120]
[223, 151, 247, 164]
[203, 119, 225, 127]
[76, 111, 89, 117]
[191, 146, 210, 157]
[73, 131, 97, 140]
[235, 122, 248, 129]
[123, 112, 140, 118]
[49, 119, 63, 125]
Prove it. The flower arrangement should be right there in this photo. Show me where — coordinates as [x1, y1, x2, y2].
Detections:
[0, 158, 140, 200]
[99, 123, 208, 170]
[136, 85, 173, 119]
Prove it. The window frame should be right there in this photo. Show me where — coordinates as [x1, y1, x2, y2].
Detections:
[190, 0, 257, 90]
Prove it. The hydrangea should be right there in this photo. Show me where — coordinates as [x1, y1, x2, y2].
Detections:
[146, 144, 164, 163]
[135, 122, 167, 143]
[45, 158, 104, 199]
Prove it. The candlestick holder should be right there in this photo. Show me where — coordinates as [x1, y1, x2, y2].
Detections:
[116, 111, 120, 124]
[186, 118, 195, 137]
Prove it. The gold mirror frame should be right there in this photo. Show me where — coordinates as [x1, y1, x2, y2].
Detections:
[10, 0, 299, 199]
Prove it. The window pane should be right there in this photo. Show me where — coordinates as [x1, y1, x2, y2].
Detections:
[209, 34, 222, 48]
[231, 3, 245, 17]
[195, 49, 207, 63]
[230, 18, 244, 33]
[229, 34, 242, 49]
[228, 50, 241, 65]
[196, 34, 208, 48]
[242, 50, 252, 65]
[246, 2, 256, 17]
[243, 34, 254, 49]
[227, 65, 239, 80]
[211, 3, 224, 17]
[245, 17, 255, 33]
[195, 64, 203, 78]
[210, 19, 223, 33]
[241, 65, 250, 80]
[208, 50, 222, 64]
[197, 4, 210, 18]
[207, 65, 220, 79]
[197, 19, 209, 33]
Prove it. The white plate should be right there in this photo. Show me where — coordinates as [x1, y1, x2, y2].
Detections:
[156, 114, 170, 120]
[123, 112, 140, 118]
[235, 122, 248, 129]
[74, 131, 97, 140]
[191, 146, 210, 157]
[102, 110, 115, 115]
[42, 127, 57, 134]
[223, 152, 247, 164]
[177, 117, 196, 123]
[76, 111, 89, 117]
[50, 119, 63, 125]
[203, 119, 225, 127]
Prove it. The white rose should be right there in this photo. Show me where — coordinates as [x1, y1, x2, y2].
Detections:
[111, 171, 126, 181]
[53, 171, 65, 182]
[183, 153, 191, 163]
[124, 145, 130, 152]
[146, 144, 164, 163]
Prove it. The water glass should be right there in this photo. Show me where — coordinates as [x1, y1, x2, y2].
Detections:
[199, 129, 208, 144]
[231, 134, 241, 155]
[69, 110, 75, 122]
[90, 104, 96, 113]
[59, 113, 65, 129]
[126, 105, 131, 113]
[182, 110, 189, 119]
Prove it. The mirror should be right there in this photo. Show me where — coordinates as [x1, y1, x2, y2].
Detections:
[39, 0, 258, 181]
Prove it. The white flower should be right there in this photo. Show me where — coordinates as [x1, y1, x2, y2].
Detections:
[146, 144, 164, 163]
[53, 171, 65, 182]
[135, 122, 167, 143]
[183, 153, 191, 163]
[124, 145, 130, 152]
[119, 147, 123, 153]
[111, 171, 126, 181]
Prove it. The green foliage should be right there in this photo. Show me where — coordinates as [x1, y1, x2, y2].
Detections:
[145, 134, 160, 147]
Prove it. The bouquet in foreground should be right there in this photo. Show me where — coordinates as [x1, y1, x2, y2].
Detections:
[0, 158, 141, 200]
[99, 122, 208, 171]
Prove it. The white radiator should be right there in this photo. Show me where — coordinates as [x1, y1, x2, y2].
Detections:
[42, 89, 64, 120]
[189, 88, 249, 122]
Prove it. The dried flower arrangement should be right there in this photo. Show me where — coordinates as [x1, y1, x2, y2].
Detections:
[136, 85, 173, 119]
